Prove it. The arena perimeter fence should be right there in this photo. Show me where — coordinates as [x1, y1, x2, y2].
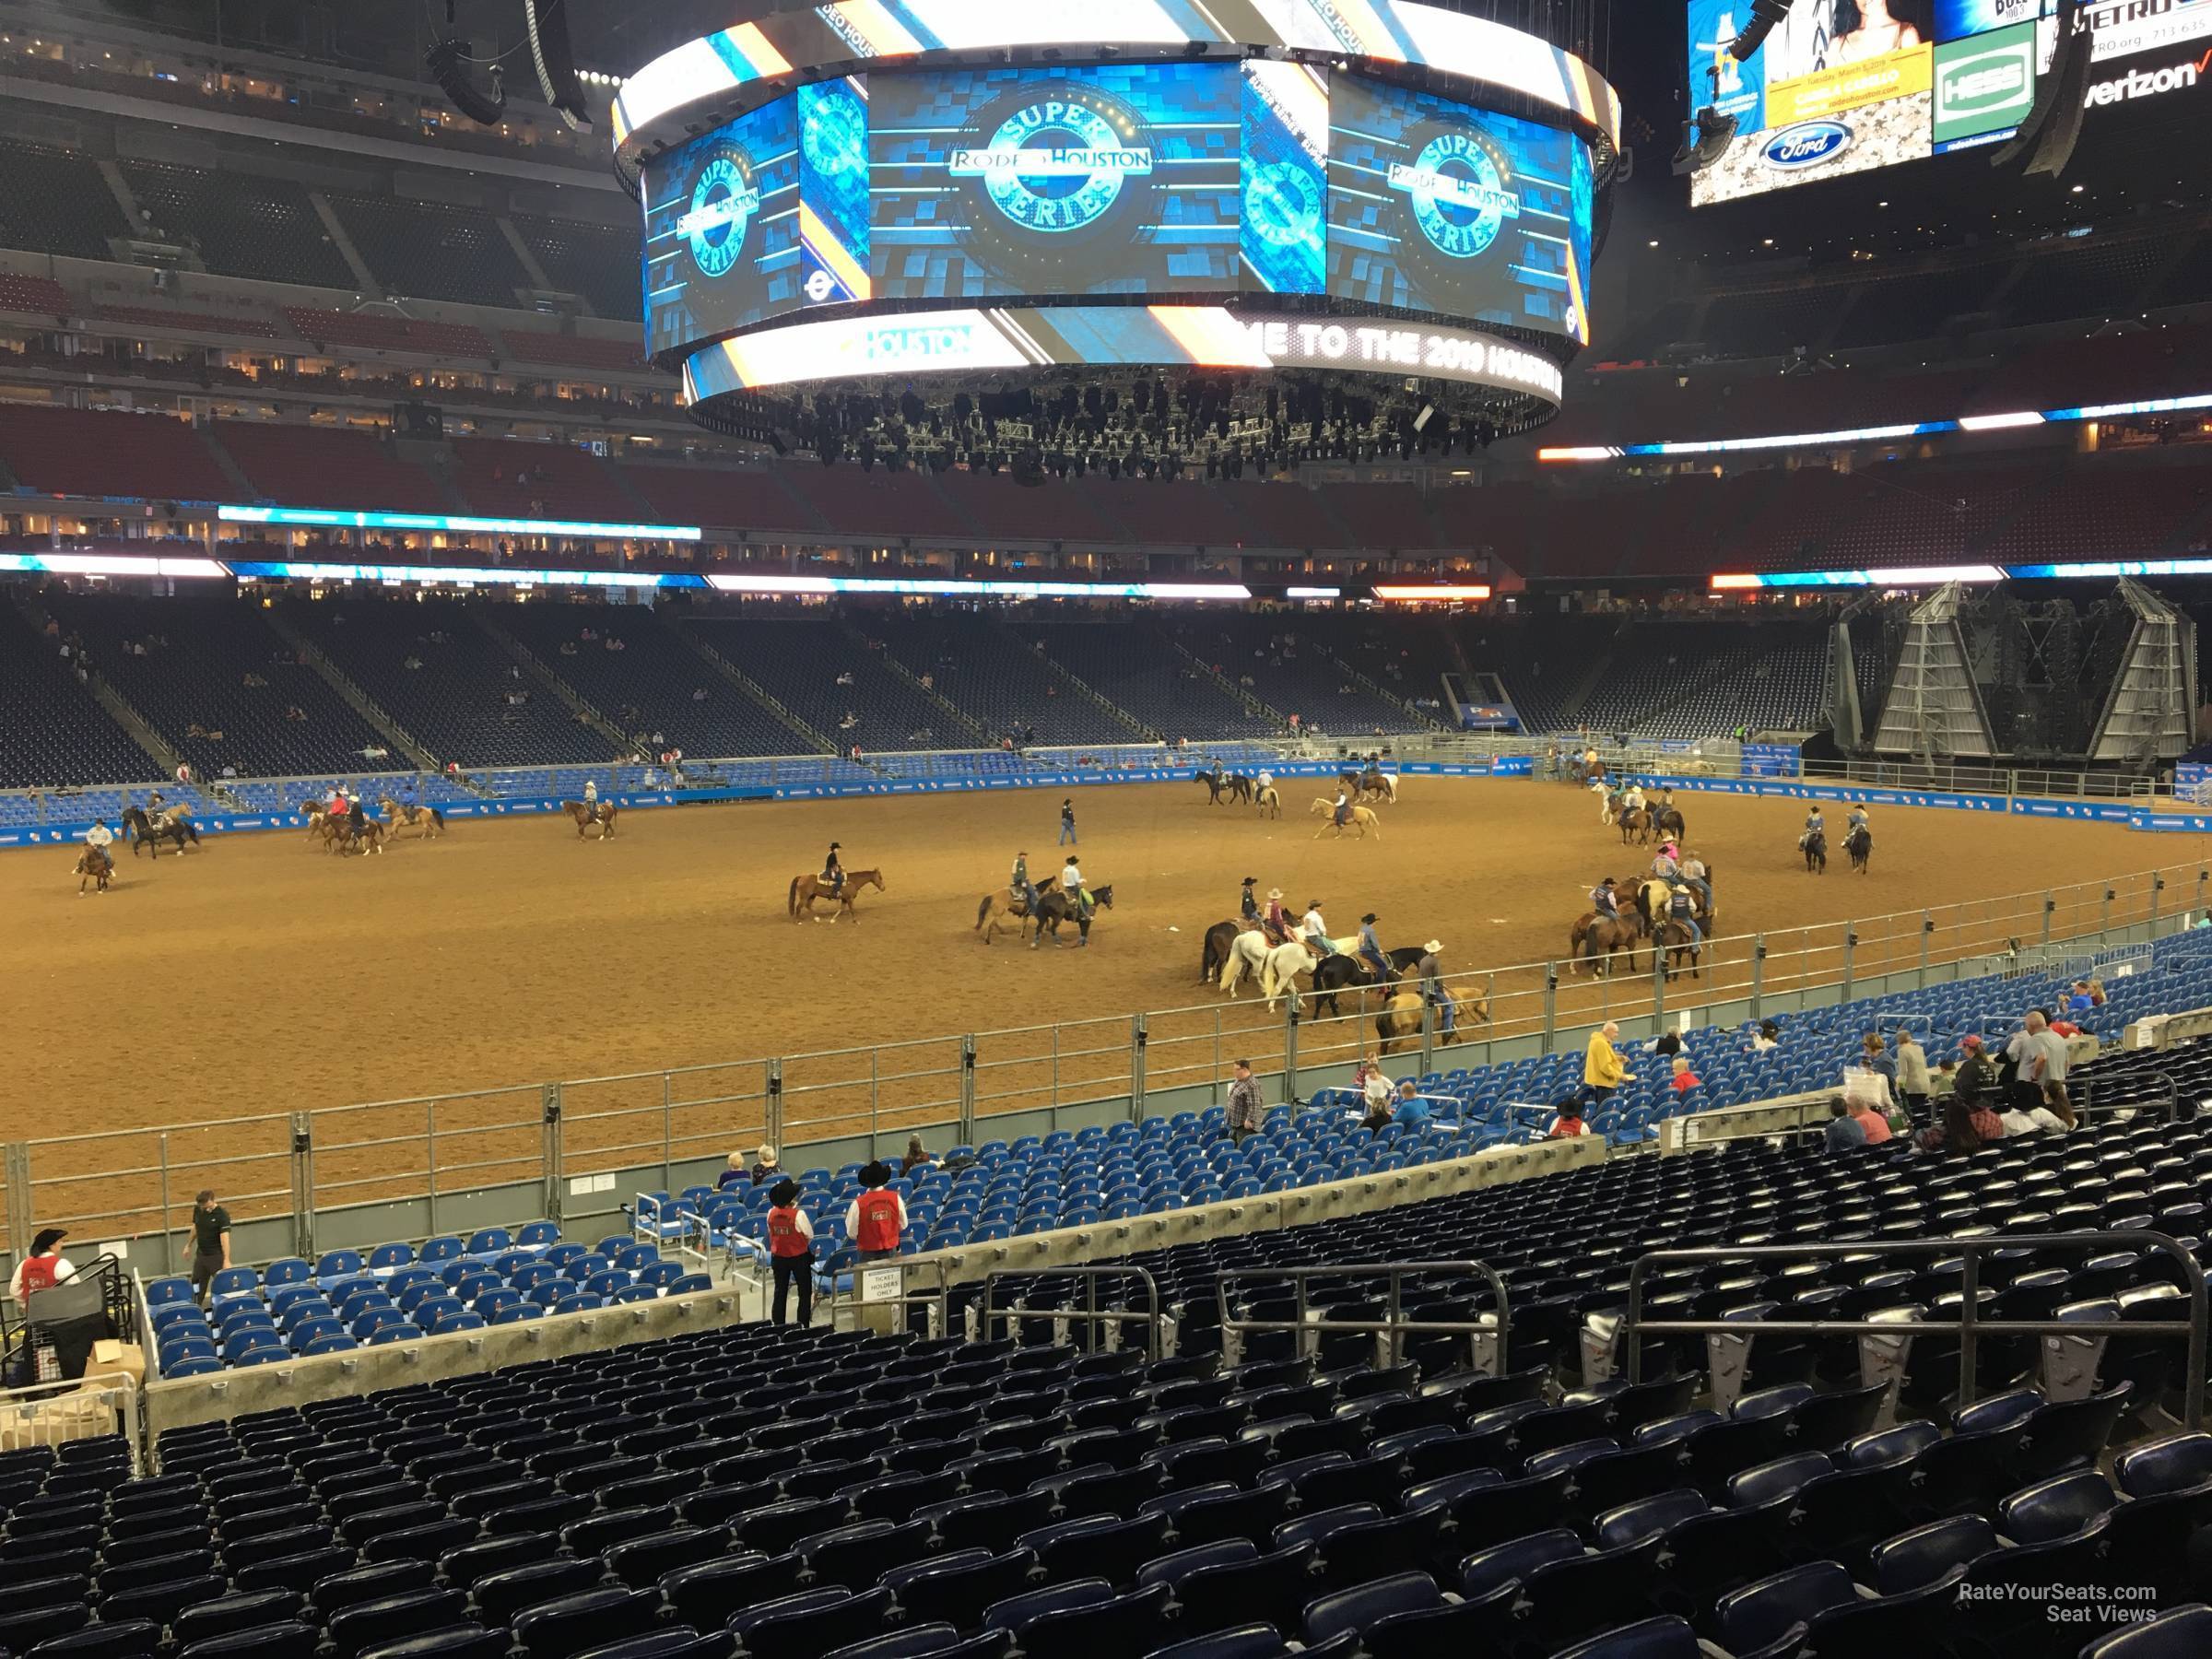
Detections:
[7, 849, 2210, 1284]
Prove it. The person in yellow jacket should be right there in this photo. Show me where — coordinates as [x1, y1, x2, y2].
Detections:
[1584, 1020, 1629, 1105]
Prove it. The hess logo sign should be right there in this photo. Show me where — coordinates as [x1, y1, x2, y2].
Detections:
[1761, 120, 1853, 170]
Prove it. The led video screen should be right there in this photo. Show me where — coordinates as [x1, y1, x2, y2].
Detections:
[1325, 76, 1588, 343]
[798, 79, 873, 305]
[1240, 59, 1331, 297]
[868, 63, 1242, 300]
[642, 96, 802, 356]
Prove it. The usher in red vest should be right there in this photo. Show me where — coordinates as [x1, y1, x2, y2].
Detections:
[854, 1191, 901, 1253]
[766, 1206, 809, 1258]
[18, 1256, 63, 1296]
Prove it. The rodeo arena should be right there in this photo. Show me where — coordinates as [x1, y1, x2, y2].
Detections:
[13, 1, 2212, 1656]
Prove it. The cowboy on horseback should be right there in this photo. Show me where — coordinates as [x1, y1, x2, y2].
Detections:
[1332, 788, 1352, 830]
[583, 779, 602, 823]
[1591, 877, 1620, 920]
[1846, 804, 1870, 838]
[1264, 888, 1294, 945]
[1665, 881, 1702, 952]
[822, 841, 845, 895]
[1240, 877, 1263, 927]
[1677, 847, 1712, 914]
[1799, 806, 1824, 853]
[1357, 912, 1390, 983]
[1621, 782, 1646, 816]
[1012, 852, 1039, 915]
[1300, 900, 1336, 960]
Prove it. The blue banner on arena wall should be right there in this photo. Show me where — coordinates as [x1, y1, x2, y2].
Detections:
[1743, 743, 1803, 778]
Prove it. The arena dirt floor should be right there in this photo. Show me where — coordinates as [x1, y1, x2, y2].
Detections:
[6, 777, 2202, 1241]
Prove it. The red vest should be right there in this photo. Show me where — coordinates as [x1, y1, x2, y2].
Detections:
[854, 1191, 901, 1253]
[766, 1206, 810, 1258]
[18, 1255, 62, 1296]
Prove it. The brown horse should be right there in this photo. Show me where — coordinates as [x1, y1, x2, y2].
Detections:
[790, 868, 884, 923]
[379, 798, 446, 841]
[1617, 807, 1652, 847]
[1653, 917, 1704, 982]
[75, 845, 113, 895]
[564, 801, 618, 841]
[331, 818, 385, 856]
[974, 877, 1056, 946]
[1653, 806, 1687, 842]
[1571, 912, 1644, 976]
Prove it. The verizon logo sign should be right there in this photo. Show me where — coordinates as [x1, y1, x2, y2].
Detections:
[2085, 48, 2209, 101]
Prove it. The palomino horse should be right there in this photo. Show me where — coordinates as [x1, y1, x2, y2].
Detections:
[1029, 883, 1113, 947]
[974, 877, 1057, 946]
[75, 846, 113, 895]
[1803, 830, 1828, 875]
[789, 867, 884, 922]
[1253, 784, 1282, 819]
[1375, 989, 1490, 1057]
[379, 799, 446, 841]
[564, 801, 618, 841]
[1846, 826, 1873, 874]
[122, 806, 198, 857]
[1309, 801, 1382, 839]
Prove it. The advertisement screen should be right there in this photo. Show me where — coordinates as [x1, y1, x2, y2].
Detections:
[642, 96, 801, 355]
[798, 79, 872, 305]
[868, 63, 1241, 300]
[1240, 60, 1330, 296]
[1932, 21, 2039, 148]
[1326, 76, 1587, 341]
[1937, 0, 2053, 41]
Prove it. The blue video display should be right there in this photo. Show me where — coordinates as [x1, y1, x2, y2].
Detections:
[869, 63, 1241, 300]
[642, 95, 801, 355]
[798, 79, 872, 306]
[1240, 60, 1330, 296]
[1326, 76, 1587, 341]
[1936, 0, 2052, 41]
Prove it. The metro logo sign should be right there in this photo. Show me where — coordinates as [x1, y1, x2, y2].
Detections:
[1934, 22, 2039, 144]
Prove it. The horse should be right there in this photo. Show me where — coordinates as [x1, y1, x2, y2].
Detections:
[1310, 803, 1382, 840]
[1030, 884, 1112, 947]
[1220, 929, 1310, 1005]
[1375, 989, 1490, 1057]
[1653, 917, 1703, 982]
[1572, 912, 1643, 976]
[1803, 830, 1827, 875]
[1653, 806, 1687, 842]
[790, 867, 884, 923]
[1200, 920, 1246, 983]
[1340, 770, 1397, 806]
[1846, 826, 1873, 874]
[975, 876, 1056, 946]
[74, 845, 112, 895]
[1311, 953, 1399, 1019]
[1598, 783, 1621, 825]
[121, 806, 198, 857]
[379, 799, 445, 841]
[1253, 785, 1281, 819]
[298, 800, 332, 842]
[564, 801, 618, 841]
[1197, 770, 1252, 806]
[1617, 807, 1652, 847]
[331, 818, 385, 855]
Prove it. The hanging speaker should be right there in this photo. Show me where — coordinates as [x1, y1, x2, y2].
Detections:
[426, 37, 505, 127]
[526, 0, 593, 134]
[1992, 0, 2091, 178]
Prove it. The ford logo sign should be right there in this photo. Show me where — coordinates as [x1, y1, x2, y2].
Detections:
[1762, 121, 1853, 170]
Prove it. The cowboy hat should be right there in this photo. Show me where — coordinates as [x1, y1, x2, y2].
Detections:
[1360, 912, 1378, 924]
[1268, 888, 1283, 899]
[1423, 939, 1442, 953]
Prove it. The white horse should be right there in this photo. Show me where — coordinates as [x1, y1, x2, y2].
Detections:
[1220, 931, 1313, 1007]
[1259, 941, 1317, 1010]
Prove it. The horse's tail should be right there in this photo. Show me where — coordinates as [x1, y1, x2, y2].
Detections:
[430, 807, 445, 830]
[974, 893, 994, 930]
[788, 876, 801, 916]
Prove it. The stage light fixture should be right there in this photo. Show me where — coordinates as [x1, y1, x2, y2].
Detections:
[524, 0, 592, 133]
[1731, 0, 1794, 60]
[1672, 107, 1737, 175]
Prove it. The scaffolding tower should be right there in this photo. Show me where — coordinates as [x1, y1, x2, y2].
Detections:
[2087, 577, 2196, 764]
[1870, 582, 1996, 759]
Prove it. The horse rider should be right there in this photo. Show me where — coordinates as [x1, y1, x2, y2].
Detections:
[1846, 803, 1870, 841]
[1300, 900, 1335, 959]
[1651, 842, 1680, 885]
[347, 789, 367, 841]
[1591, 877, 1621, 921]
[1415, 938, 1454, 1034]
[395, 778, 422, 826]
[83, 818, 114, 870]
[1678, 847, 1712, 914]
[1255, 767, 1274, 799]
[1665, 882, 1702, 953]
[1012, 851, 1039, 915]
[583, 778, 600, 822]
[1332, 787, 1353, 830]
[821, 841, 845, 896]
[1800, 805, 1825, 852]
[1265, 887, 1294, 945]
[1061, 853, 1083, 902]
[1357, 912, 1390, 983]
[326, 783, 347, 824]
[1240, 877, 1263, 927]
[147, 790, 171, 831]
[1620, 781, 1647, 816]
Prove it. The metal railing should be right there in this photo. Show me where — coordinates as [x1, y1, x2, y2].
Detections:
[1215, 1260, 1512, 1371]
[8, 855, 2209, 1272]
[1623, 1231, 2208, 1428]
[982, 1265, 1162, 1361]
[0, 1375, 139, 1467]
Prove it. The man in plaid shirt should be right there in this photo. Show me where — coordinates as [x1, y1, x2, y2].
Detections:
[1226, 1060, 1265, 1143]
